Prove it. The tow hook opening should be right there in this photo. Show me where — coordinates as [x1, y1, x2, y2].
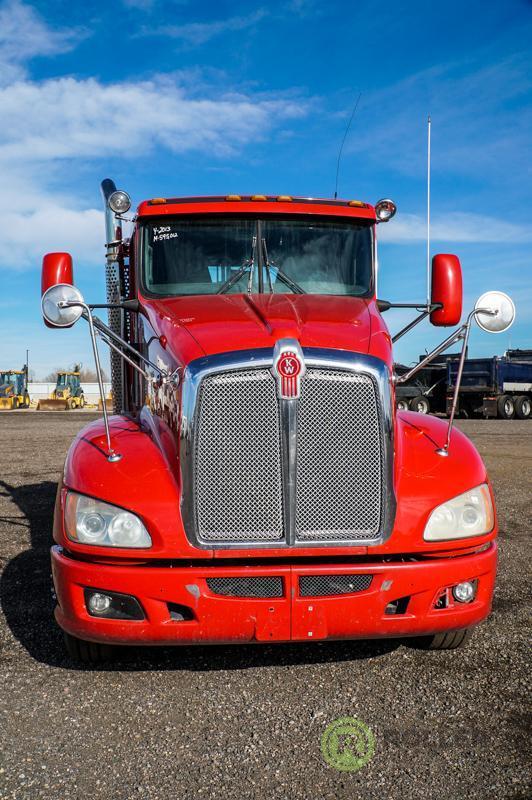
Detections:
[84, 588, 145, 620]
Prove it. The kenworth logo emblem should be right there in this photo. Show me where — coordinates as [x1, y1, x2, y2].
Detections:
[272, 339, 306, 399]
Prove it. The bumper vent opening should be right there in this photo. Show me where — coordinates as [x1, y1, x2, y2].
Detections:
[206, 577, 284, 598]
[167, 603, 195, 621]
[385, 596, 411, 615]
[298, 574, 373, 597]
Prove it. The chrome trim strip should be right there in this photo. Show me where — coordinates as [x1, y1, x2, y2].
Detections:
[180, 347, 396, 550]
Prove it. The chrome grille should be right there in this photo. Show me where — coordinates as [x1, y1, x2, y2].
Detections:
[299, 574, 373, 597]
[296, 369, 382, 541]
[195, 369, 283, 542]
[206, 577, 284, 598]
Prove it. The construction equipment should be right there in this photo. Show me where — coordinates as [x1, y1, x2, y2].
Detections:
[0, 365, 30, 409]
[37, 367, 85, 411]
[98, 390, 113, 412]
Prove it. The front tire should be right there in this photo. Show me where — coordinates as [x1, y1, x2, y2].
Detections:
[515, 395, 531, 420]
[497, 394, 515, 419]
[415, 628, 473, 650]
[63, 632, 116, 664]
[79, 394, 85, 408]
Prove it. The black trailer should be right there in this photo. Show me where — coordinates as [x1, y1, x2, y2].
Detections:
[446, 349, 532, 419]
[395, 353, 461, 415]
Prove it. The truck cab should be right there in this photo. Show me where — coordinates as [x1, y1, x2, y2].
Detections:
[41, 189, 501, 663]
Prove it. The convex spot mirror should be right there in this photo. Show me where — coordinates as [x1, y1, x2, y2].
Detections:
[42, 284, 84, 328]
[474, 291, 515, 334]
[430, 254, 463, 327]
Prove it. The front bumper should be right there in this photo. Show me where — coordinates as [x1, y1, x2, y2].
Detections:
[51, 543, 497, 645]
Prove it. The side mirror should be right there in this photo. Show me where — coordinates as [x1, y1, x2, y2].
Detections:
[42, 253, 74, 328]
[41, 284, 84, 328]
[430, 254, 463, 326]
[474, 291, 515, 333]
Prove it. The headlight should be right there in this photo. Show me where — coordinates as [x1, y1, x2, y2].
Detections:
[65, 491, 152, 548]
[423, 483, 494, 541]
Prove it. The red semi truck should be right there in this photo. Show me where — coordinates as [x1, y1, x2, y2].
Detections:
[40, 184, 514, 663]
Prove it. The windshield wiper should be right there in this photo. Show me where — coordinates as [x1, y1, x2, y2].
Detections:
[216, 235, 257, 295]
[261, 238, 306, 295]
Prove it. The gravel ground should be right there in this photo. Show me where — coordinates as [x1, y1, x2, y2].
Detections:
[0, 413, 530, 800]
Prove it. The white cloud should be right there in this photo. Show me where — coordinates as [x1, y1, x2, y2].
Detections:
[379, 212, 532, 245]
[143, 10, 267, 45]
[0, 75, 306, 162]
[0, 70, 308, 269]
[0, 0, 83, 84]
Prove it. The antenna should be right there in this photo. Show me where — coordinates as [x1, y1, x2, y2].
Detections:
[426, 114, 431, 308]
[334, 92, 362, 199]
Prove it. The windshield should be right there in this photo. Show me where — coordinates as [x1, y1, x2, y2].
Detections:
[142, 217, 373, 297]
[0, 373, 16, 385]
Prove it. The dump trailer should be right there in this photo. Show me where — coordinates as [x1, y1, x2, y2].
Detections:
[37, 370, 85, 411]
[0, 366, 30, 409]
[447, 349, 532, 419]
[395, 353, 461, 414]
[38, 183, 513, 663]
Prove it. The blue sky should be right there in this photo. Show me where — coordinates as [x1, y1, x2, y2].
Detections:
[0, 0, 530, 376]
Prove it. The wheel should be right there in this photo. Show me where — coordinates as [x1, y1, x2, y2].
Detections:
[515, 395, 531, 420]
[415, 628, 473, 650]
[67, 397, 75, 409]
[23, 394, 30, 408]
[396, 399, 409, 412]
[63, 632, 116, 664]
[79, 394, 85, 408]
[12, 397, 18, 409]
[497, 394, 515, 420]
[409, 395, 430, 414]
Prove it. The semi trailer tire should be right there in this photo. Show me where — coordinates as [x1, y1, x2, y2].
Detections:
[396, 399, 409, 412]
[515, 395, 531, 420]
[409, 395, 430, 414]
[63, 632, 116, 664]
[497, 395, 515, 420]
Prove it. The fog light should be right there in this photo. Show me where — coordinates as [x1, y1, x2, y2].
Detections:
[88, 592, 112, 614]
[84, 588, 145, 620]
[452, 581, 476, 603]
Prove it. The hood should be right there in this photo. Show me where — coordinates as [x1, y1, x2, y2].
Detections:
[141, 294, 378, 364]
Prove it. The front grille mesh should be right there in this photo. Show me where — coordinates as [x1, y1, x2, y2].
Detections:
[193, 362, 384, 546]
[206, 577, 284, 598]
[195, 369, 283, 541]
[299, 574, 373, 597]
[296, 370, 382, 540]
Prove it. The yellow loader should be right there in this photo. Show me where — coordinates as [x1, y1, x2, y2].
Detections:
[0, 366, 30, 409]
[37, 370, 85, 411]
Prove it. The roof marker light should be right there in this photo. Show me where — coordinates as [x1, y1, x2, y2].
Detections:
[150, 198, 167, 205]
[251, 195, 267, 201]
[225, 195, 241, 201]
[277, 195, 293, 202]
[348, 200, 365, 207]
